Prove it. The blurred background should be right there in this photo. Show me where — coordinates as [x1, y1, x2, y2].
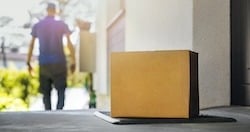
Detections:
[0, 0, 98, 111]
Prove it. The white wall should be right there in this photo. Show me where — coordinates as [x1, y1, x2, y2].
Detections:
[95, 0, 108, 94]
[126, 0, 193, 51]
[106, 0, 122, 22]
[193, 0, 230, 108]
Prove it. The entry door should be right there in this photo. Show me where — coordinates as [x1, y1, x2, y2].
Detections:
[231, 0, 250, 105]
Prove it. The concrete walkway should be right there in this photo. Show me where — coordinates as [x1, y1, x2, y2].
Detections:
[0, 106, 250, 132]
[29, 87, 90, 111]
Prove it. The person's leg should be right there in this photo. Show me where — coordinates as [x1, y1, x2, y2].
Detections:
[53, 65, 67, 110]
[56, 85, 65, 110]
[39, 74, 53, 110]
[54, 74, 67, 110]
[43, 88, 52, 110]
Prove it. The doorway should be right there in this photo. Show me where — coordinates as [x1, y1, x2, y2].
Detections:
[231, 0, 250, 105]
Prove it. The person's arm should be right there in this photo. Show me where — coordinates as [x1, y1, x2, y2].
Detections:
[66, 34, 76, 73]
[27, 37, 36, 75]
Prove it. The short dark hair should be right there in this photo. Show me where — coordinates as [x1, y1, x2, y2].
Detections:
[47, 3, 56, 10]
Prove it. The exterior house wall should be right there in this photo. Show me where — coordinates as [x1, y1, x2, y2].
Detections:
[96, 0, 230, 108]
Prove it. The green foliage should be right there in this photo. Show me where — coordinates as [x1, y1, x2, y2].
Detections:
[0, 66, 39, 111]
[0, 63, 87, 111]
[67, 72, 87, 88]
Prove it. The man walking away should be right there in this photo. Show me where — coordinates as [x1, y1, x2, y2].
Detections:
[27, 2, 76, 110]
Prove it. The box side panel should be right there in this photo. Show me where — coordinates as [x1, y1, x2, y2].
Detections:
[189, 52, 199, 117]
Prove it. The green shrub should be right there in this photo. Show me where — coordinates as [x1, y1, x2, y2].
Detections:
[0, 63, 86, 111]
[67, 72, 86, 88]
[0, 66, 39, 111]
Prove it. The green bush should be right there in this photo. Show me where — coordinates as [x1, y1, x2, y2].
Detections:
[67, 72, 86, 88]
[0, 66, 39, 111]
[0, 64, 86, 111]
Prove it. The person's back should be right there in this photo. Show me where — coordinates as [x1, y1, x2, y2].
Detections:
[33, 16, 69, 65]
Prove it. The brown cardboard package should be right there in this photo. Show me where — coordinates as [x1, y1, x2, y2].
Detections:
[111, 50, 199, 118]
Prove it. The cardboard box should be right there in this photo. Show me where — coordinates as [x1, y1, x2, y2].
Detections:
[111, 50, 199, 118]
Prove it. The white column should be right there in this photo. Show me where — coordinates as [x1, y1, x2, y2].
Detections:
[193, 0, 230, 108]
[95, 0, 108, 94]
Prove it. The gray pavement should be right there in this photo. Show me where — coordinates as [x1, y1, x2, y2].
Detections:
[0, 106, 250, 132]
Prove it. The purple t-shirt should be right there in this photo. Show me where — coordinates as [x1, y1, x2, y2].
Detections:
[31, 16, 71, 65]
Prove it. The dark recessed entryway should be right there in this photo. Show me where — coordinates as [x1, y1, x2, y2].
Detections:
[231, 0, 250, 105]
